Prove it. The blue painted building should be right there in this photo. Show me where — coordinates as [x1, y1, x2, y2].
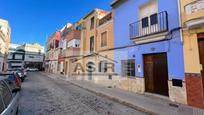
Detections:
[111, 0, 186, 104]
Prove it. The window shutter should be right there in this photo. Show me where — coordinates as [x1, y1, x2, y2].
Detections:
[150, 13, 158, 25]
[142, 17, 149, 28]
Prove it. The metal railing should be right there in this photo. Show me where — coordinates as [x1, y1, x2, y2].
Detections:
[130, 11, 168, 39]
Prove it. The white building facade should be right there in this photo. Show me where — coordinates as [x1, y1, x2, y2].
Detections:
[8, 43, 45, 70]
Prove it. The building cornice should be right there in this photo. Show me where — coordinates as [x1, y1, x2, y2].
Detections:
[110, 0, 126, 8]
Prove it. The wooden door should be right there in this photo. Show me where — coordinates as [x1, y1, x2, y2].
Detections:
[144, 53, 169, 96]
[153, 54, 169, 96]
[198, 39, 204, 90]
[144, 55, 154, 93]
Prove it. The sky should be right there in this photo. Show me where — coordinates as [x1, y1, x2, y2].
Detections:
[0, 0, 111, 47]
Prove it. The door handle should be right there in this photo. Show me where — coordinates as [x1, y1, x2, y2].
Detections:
[200, 64, 203, 71]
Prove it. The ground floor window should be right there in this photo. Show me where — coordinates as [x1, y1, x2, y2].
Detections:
[99, 61, 107, 73]
[121, 59, 135, 77]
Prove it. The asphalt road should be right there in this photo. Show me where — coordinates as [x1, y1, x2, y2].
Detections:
[18, 72, 148, 115]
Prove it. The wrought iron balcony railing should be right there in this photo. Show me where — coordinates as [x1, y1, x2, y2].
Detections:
[130, 11, 168, 39]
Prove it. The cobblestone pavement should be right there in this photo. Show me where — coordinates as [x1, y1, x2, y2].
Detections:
[18, 72, 148, 115]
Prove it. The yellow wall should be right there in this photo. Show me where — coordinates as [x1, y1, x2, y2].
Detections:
[84, 13, 96, 54]
[81, 50, 114, 74]
[78, 11, 115, 75]
[180, 0, 204, 73]
[180, 0, 204, 25]
[64, 57, 80, 75]
[183, 29, 204, 73]
[80, 9, 108, 55]
[96, 20, 114, 51]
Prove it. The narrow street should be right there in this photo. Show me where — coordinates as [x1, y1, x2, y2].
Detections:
[18, 72, 147, 115]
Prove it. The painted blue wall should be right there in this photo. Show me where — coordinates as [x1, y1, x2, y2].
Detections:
[113, 0, 185, 80]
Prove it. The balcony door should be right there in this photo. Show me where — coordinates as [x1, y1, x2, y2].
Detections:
[90, 36, 94, 53]
[139, 0, 158, 37]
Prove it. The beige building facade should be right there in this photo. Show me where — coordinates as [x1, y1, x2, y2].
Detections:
[74, 9, 116, 81]
[60, 22, 81, 76]
[8, 43, 44, 70]
[0, 18, 11, 72]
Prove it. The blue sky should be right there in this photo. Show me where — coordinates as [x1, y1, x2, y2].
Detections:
[0, 0, 111, 47]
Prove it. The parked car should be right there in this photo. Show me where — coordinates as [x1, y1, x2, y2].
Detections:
[26, 67, 39, 72]
[0, 73, 22, 91]
[0, 77, 20, 115]
[15, 70, 25, 82]
[8, 68, 27, 77]
[17, 69, 27, 77]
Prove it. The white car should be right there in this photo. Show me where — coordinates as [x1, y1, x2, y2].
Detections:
[26, 68, 39, 72]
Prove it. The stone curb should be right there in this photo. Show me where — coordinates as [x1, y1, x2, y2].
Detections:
[41, 72, 158, 115]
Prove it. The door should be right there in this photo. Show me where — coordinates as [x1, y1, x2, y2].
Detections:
[144, 55, 154, 93]
[65, 61, 68, 75]
[198, 39, 204, 91]
[144, 53, 169, 96]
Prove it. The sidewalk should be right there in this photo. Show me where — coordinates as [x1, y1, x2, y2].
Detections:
[41, 72, 204, 115]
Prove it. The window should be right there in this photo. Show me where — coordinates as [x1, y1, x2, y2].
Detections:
[90, 17, 95, 30]
[76, 24, 82, 31]
[99, 61, 107, 73]
[55, 40, 59, 48]
[0, 81, 12, 108]
[75, 44, 79, 48]
[38, 50, 41, 54]
[14, 54, 23, 60]
[150, 13, 158, 25]
[101, 32, 107, 47]
[142, 17, 149, 28]
[90, 36, 94, 53]
[121, 60, 135, 77]
[29, 56, 34, 58]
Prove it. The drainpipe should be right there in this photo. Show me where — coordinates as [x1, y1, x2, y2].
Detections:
[177, 0, 184, 44]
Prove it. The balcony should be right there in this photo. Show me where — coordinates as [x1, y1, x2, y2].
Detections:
[129, 11, 168, 44]
[184, 0, 204, 28]
[99, 13, 112, 26]
[63, 47, 80, 58]
[64, 30, 81, 42]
